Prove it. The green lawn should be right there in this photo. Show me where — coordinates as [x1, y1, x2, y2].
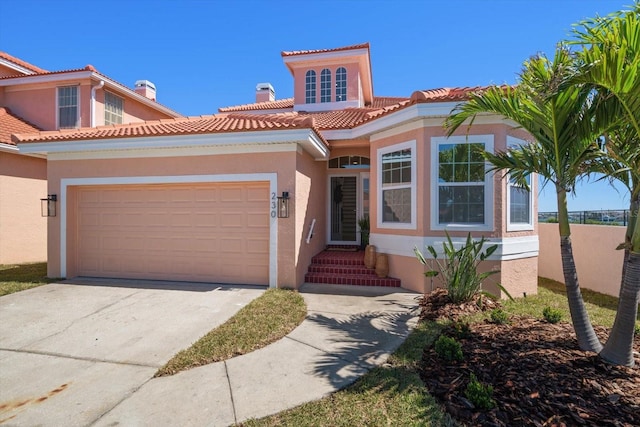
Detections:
[239, 277, 638, 426]
[156, 288, 307, 376]
[0, 262, 53, 296]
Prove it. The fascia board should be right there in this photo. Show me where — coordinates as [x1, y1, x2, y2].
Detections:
[0, 59, 38, 75]
[282, 48, 370, 66]
[18, 128, 329, 158]
[0, 143, 19, 153]
[0, 71, 93, 86]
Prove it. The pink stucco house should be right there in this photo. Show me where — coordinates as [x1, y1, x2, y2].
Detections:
[0, 52, 183, 264]
[13, 44, 538, 296]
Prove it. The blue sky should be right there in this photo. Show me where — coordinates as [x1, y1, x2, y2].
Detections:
[0, 0, 632, 212]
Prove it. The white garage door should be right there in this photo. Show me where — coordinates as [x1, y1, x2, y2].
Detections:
[74, 182, 270, 285]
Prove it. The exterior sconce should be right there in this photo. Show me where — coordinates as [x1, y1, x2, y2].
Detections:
[41, 194, 57, 217]
[277, 192, 290, 218]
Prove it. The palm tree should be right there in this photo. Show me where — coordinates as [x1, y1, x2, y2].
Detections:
[571, 4, 640, 366]
[444, 46, 605, 353]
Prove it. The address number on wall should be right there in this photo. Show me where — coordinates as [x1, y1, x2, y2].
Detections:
[271, 192, 277, 218]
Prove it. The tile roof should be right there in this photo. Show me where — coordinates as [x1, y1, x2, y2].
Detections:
[0, 52, 48, 74]
[219, 98, 294, 112]
[0, 108, 42, 146]
[281, 43, 370, 57]
[13, 113, 327, 147]
[410, 86, 500, 102]
[0, 64, 97, 81]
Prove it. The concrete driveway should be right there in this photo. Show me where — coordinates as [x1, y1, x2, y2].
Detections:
[0, 279, 264, 426]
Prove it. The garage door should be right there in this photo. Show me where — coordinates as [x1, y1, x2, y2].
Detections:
[73, 182, 270, 285]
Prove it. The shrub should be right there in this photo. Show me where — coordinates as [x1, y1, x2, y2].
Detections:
[447, 321, 472, 339]
[415, 232, 501, 304]
[635, 324, 640, 336]
[490, 308, 510, 324]
[465, 373, 495, 410]
[434, 335, 463, 362]
[542, 306, 562, 324]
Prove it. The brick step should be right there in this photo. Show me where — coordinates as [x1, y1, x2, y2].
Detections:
[307, 264, 376, 276]
[311, 252, 365, 266]
[304, 272, 401, 287]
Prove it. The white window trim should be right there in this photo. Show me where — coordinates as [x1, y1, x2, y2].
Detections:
[430, 135, 494, 232]
[506, 136, 534, 231]
[376, 140, 417, 230]
[56, 85, 80, 130]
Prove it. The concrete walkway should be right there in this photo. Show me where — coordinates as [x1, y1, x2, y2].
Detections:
[92, 283, 419, 426]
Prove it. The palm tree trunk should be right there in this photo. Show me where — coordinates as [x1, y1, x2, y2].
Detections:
[557, 189, 603, 353]
[599, 251, 640, 366]
[560, 236, 604, 353]
[599, 199, 640, 366]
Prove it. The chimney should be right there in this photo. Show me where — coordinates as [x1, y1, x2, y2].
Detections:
[134, 80, 157, 101]
[256, 82, 275, 103]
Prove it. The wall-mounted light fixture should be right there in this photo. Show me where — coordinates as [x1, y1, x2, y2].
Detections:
[41, 194, 57, 217]
[277, 191, 290, 218]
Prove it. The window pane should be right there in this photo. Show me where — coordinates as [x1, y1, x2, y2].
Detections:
[382, 188, 411, 223]
[104, 92, 123, 125]
[305, 70, 316, 103]
[439, 185, 484, 224]
[320, 69, 331, 103]
[336, 67, 347, 101]
[382, 149, 411, 185]
[58, 86, 78, 128]
[510, 186, 530, 223]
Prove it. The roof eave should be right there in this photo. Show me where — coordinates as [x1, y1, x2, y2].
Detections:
[17, 128, 329, 160]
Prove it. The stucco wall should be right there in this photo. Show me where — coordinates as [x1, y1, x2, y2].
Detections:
[0, 152, 47, 264]
[538, 223, 625, 296]
[294, 149, 327, 286]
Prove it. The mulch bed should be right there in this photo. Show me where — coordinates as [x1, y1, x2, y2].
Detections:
[417, 290, 640, 427]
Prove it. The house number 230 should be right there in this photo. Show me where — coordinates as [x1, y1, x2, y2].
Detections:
[271, 192, 277, 218]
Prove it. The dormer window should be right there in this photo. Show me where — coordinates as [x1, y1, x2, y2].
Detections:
[336, 67, 347, 102]
[320, 69, 332, 103]
[305, 70, 316, 104]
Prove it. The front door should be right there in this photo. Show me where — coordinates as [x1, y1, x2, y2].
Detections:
[330, 176, 357, 243]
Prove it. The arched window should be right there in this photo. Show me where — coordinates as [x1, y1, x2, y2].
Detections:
[336, 67, 347, 102]
[328, 156, 370, 169]
[320, 69, 332, 103]
[305, 70, 316, 104]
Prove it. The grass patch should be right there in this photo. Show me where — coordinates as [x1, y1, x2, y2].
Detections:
[502, 277, 639, 328]
[156, 288, 306, 376]
[238, 322, 455, 427]
[0, 263, 54, 296]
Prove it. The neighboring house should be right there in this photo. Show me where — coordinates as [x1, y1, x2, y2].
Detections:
[0, 52, 183, 264]
[14, 43, 538, 296]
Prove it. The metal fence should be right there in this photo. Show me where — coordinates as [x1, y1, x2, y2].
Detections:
[538, 209, 631, 226]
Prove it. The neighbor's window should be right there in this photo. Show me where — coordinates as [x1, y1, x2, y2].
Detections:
[432, 135, 494, 228]
[378, 141, 416, 227]
[305, 70, 316, 104]
[104, 91, 123, 125]
[58, 86, 79, 129]
[320, 68, 332, 103]
[336, 67, 347, 101]
[507, 136, 533, 230]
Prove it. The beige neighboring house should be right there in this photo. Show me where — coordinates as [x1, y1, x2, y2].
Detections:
[14, 43, 539, 296]
[0, 52, 183, 265]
